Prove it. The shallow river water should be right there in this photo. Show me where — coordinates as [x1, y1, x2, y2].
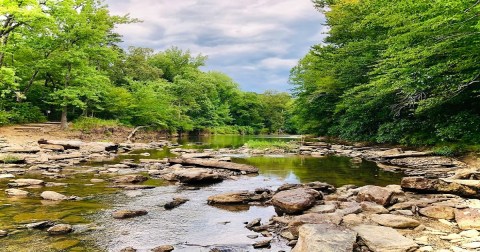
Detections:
[0, 136, 404, 252]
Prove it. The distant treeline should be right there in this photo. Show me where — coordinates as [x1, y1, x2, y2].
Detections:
[290, 0, 480, 146]
[0, 0, 294, 135]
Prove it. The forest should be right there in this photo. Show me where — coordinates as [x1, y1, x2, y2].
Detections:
[1, 0, 480, 148]
[0, 0, 293, 135]
[290, 0, 480, 147]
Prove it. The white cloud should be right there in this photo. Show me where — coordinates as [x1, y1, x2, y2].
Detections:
[106, 0, 326, 92]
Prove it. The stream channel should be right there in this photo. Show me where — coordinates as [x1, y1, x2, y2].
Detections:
[0, 135, 404, 252]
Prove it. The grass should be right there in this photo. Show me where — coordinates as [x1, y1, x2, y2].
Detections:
[244, 140, 297, 151]
[71, 117, 122, 131]
[1, 154, 22, 164]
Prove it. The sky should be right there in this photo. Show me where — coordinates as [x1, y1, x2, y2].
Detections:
[105, 0, 327, 93]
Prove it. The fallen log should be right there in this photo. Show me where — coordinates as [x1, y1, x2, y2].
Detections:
[168, 158, 259, 173]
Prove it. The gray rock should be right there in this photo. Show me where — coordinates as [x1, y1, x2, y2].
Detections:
[371, 214, 420, 228]
[9, 178, 44, 187]
[112, 174, 148, 184]
[292, 224, 357, 252]
[166, 168, 224, 184]
[164, 198, 189, 210]
[25, 221, 55, 229]
[47, 224, 73, 235]
[272, 188, 320, 214]
[361, 202, 389, 214]
[151, 245, 174, 252]
[252, 239, 271, 249]
[353, 225, 418, 252]
[207, 191, 268, 204]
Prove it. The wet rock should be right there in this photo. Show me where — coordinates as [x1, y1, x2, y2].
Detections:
[207, 191, 267, 204]
[40, 191, 68, 201]
[167, 168, 224, 184]
[419, 205, 455, 220]
[371, 214, 420, 228]
[151, 245, 174, 252]
[271, 188, 320, 214]
[360, 202, 389, 214]
[9, 178, 44, 187]
[288, 213, 343, 237]
[112, 210, 148, 219]
[110, 185, 156, 190]
[25, 221, 55, 229]
[47, 224, 73, 235]
[5, 188, 29, 196]
[353, 224, 418, 252]
[112, 175, 148, 184]
[247, 235, 259, 239]
[357, 185, 393, 206]
[0, 230, 7, 237]
[455, 208, 480, 230]
[245, 218, 261, 229]
[120, 247, 137, 252]
[252, 239, 271, 249]
[164, 198, 189, 210]
[292, 223, 357, 252]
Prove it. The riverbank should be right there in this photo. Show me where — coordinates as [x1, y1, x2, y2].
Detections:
[0, 127, 479, 251]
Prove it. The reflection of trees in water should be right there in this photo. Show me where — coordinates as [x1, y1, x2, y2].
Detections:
[235, 156, 403, 187]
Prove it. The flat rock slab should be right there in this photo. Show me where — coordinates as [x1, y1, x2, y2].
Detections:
[112, 210, 148, 219]
[9, 179, 44, 187]
[371, 214, 420, 228]
[353, 225, 418, 252]
[455, 208, 480, 230]
[207, 191, 267, 204]
[292, 224, 357, 252]
[167, 168, 224, 184]
[419, 205, 455, 220]
[112, 175, 148, 184]
[288, 213, 343, 237]
[168, 158, 258, 173]
[5, 188, 29, 196]
[272, 188, 320, 214]
[47, 224, 73, 235]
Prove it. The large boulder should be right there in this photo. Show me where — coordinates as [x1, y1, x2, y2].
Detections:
[455, 208, 480, 230]
[370, 214, 420, 229]
[271, 188, 321, 214]
[292, 224, 357, 252]
[357, 185, 393, 206]
[419, 205, 455, 220]
[353, 225, 418, 252]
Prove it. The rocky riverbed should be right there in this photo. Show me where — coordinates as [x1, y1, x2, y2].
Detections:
[0, 136, 479, 251]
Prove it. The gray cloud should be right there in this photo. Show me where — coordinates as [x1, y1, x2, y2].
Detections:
[106, 0, 327, 92]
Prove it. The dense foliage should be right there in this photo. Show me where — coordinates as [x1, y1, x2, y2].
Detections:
[291, 0, 480, 145]
[0, 0, 293, 134]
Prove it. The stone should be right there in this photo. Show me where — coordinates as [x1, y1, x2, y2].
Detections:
[164, 198, 189, 210]
[353, 225, 418, 252]
[151, 245, 174, 252]
[207, 191, 266, 204]
[417, 246, 433, 252]
[292, 223, 357, 252]
[459, 229, 479, 238]
[271, 188, 320, 214]
[120, 247, 137, 252]
[245, 218, 261, 229]
[41, 191, 68, 201]
[288, 213, 343, 237]
[462, 242, 480, 249]
[39, 144, 65, 152]
[112, 175, 148, 184]
[371, 214, 420, 228]
[0, 174, 15, 179]
[360, 202, 389, 214]
[342, 214, 365, 226]
[5, 188, 29, 196]
[47, 224, 73, 235]
[307, 204, 337, 214]
[419, 206, 455, 220]
[90, 179, 105, 183]
[357, 185, 393, 206]
[252, 239, 271, 249]
[0, 230, 7, 237]
[25, 221, 55, 229]
[112, 210, 148, 219]
[9, 178, 44, 187]
[455, 208, 480, 230]
[167, 168, 224, 184]
[440, 234, 462, 240]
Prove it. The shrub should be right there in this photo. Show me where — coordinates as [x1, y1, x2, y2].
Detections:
[72, 117, 122, 131]
[8, 103, 46, 124]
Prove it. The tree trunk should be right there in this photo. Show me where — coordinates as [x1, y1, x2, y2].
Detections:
[60, 106, 68, 130]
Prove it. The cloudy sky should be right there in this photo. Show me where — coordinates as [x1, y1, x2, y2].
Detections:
[105, 0, 326, 92]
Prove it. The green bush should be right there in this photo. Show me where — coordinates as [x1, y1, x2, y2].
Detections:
[72, 117, 122, 131]
[8, 103, 46, 124]
[432, 145, 465, 157]
[0, 111, 10, 126]
[211, 125, 256, 135]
